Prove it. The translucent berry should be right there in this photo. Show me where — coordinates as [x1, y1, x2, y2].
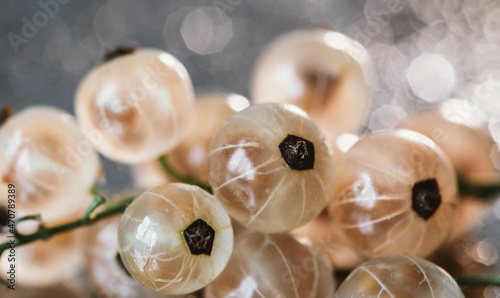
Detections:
[0, 106, 99, 223]
[208, 103, 335, 233]
[398, 99, 496, 239]
[86, 216, 186, 298]
[204, 232, 335, 298]
[118, 183, 233, 295]
[251, 29, 373, 140]
[328, 129, 458, 258]
[75, 48, 195, 164]
[335, 255, 464, 298]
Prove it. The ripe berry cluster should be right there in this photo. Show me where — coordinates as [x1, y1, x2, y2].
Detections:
[2, 28, 494, 297]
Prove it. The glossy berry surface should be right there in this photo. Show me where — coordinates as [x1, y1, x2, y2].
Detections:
[398, 99, 496, 239]
[86, 215, 185, 298]
[204, 232, 335, 298]
[0, 106, 99, 223]
[208, 103, 335, 233]
[335, 255, 464, 298]
[328, 129, 458, 258]
[75, 48, 195, 164]
[251, 29, 372, 140]
[118, 183, 233, 295]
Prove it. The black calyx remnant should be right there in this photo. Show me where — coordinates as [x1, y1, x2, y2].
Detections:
[183, 219, 215, 256]
[411, 178, 441, 220]
[104, 46, 136, 62]
[279, 134, 315, 171]
[115, 253, 132, 278]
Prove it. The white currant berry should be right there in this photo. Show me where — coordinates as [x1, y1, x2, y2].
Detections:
[328, 129, 458, 258]
[398, 99, 496, 239]
[208, 103, 335, 233]
[204, 232, 335, 298]
[75, 48, 195, 164]
[251, 29, 373, 141]
[0, 106, 99, 223]
[335, 255, 464, 298]
[118, 183, 233, 295]
[86, 215, 187, 298]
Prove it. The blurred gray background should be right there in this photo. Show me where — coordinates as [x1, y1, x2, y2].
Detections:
[0, 0, 367, 111]
[3, 1, 500, 296]
[0, 0, 369, 191]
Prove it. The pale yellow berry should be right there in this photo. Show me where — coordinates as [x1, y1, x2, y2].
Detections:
[75, 48, 195, 164]
[0, 106, 99, 223]
[335, 255, 464, 298]
[252, 29, 373, 141]
[118, 183, 233, 295]
[208, 103, 335, 233]
[328, 129, 457, 258]
[86, 215, 187, 298]
[205, 232, 335, 298]
[398, 99, 496, 239]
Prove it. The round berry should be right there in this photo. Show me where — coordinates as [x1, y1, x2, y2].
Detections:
[251, 29, 373, 141]
[335, 255, 464, 297]
[204, 232, 335, 298]
[0, 106, 99, 223]
[75, 48, 195, 164]
[118, 183, 233, 295]
[328, 129, 458, 258]
[398, 99, 496, 239]
[208, 103, 335, 233]
[86, 215, 187, 298]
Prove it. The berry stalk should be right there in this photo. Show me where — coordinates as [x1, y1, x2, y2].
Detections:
[0, 189, 134, 289]
[458, 177, 500, 199]
[455, 274, 500, 287]
[158, 155, 212, 193]
[2, 160, 500, 290]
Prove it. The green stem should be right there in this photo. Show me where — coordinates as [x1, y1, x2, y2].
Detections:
[458, 177, 500, 199]
[0, 155, 214, 289]
[455, 275, 500, 287]
[158, 155, 212, 193]
[0, 193, 134, 289]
